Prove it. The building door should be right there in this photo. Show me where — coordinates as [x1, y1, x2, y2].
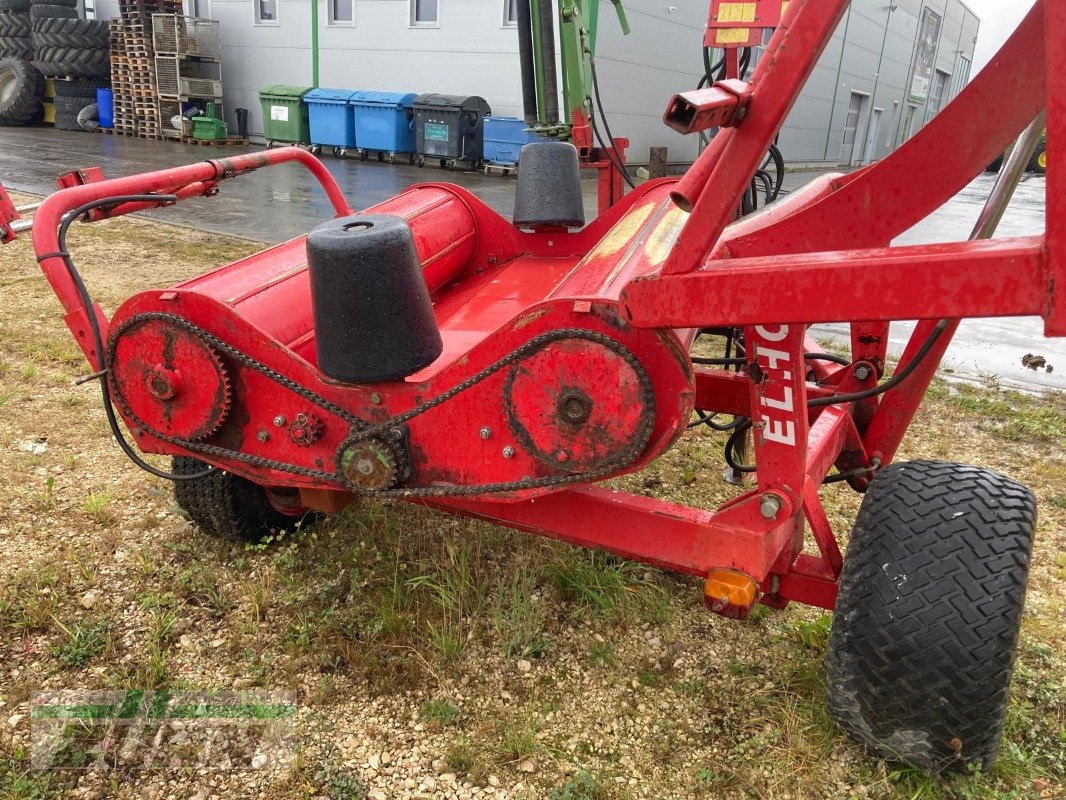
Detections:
[839, 92, 867, 166]
[862, 108, 882, 165]
[898, 103, 918, 146]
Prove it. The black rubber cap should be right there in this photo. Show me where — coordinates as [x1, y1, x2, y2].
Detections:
[307, 214, 443, 383]
[513, 140, 585, 229]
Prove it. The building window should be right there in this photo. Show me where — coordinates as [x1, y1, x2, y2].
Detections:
[411, 0, 439, 26]
[330, 0, 353, 25]
[83, 0, 95, 19]
[503, 0, 517, 26]
[927, 69, 950, 117]
[254, 0, 277, 24]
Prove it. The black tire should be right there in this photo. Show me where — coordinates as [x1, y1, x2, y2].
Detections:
[1027, 144, 1047, 175]
[31, 17, 106, 48]
[172, 456, 321, 543]
[28, 3, 76, 19]
[0, 0, 30, 11]
[53, 104, 79, 129]
[30, 0, 77, 6]
[52, 75, 100, 97]
[827, 460, 1036, 774]
[0, 34, 29, 57]
[985, 153, 1004, 173]
[53, 92, 87, 114]
[0, 10, 29, 35]
[0, 55, 42, 124]
[34, 45, 107, 77]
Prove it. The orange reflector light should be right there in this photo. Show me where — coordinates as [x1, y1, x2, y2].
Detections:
[704, 569, 759, 618]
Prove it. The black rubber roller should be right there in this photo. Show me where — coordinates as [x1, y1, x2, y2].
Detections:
[513, 140, 585, 229]
[306, 213, 443, 383]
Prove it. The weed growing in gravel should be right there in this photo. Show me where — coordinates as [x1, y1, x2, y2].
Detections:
[419, 697, 461, 729]
[0, 750, 60, 799]
[492, 569, 551, 659]
[548, 771, 612, 800]
[50, 618, 111, 670]
[80, 490, 114, 525]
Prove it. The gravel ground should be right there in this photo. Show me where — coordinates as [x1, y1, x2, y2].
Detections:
[0, 194, 1063, 800]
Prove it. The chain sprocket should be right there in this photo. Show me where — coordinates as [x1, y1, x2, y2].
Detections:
[106, 312, 657, 497]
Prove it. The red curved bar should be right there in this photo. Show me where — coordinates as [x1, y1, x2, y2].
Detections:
[31, 147, 353, 316]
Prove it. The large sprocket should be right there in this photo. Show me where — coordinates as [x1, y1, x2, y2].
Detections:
[108, 316, 231, 441]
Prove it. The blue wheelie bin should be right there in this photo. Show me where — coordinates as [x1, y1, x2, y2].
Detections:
[351, 90, 418, 163]
[483, 116, 541, 168]
[305, 88, 360, 156]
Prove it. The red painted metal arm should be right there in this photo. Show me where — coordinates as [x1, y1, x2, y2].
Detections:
[720, 0, 1047, 260]
[662, 0, 850, 272]
[622, 237, 1047, 328]
[31, 147, 353, 317]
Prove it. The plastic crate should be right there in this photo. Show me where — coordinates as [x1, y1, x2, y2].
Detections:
[483, 116, 540, 166]
[191, 115, 227, 141]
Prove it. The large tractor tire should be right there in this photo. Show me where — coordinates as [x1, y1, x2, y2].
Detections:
[28, 3, 76, 18]
[172, 456, 321, 544]
[33, 44, 107, 78]
[0, 0, 30, 11]
[0, 34, 30, 58]
[1028, 144, 1047, 175]
[31, 17, 107, 48]
[827, 460, 1036, 773]
[0, 55, 42, 125]
[0, 10, 29, 35]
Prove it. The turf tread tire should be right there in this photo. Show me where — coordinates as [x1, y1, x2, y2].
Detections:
[0, 33, 30, 57]
[172, 456, 320, 543]
[0, 10, 29, 35]
[28, 3, 76, 19]
[31, 17, 106, 47]
[52, 75, 101, 96]
[0, 55, 42, 124]
[827, 460, 1036, 774]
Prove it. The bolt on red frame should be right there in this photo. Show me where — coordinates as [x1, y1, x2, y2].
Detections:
[2, 0, 1059, 618]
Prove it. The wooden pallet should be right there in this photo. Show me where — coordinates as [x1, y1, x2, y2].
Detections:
[182, 136, 250, 147]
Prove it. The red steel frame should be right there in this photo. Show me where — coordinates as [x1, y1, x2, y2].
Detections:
[5, 0, 1061, 615]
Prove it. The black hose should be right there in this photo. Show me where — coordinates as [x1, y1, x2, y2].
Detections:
[515, 0, 538, 125]
[808, 320, 949, 408]
[804, 352, 851, 366]
[49, 194, 216, 481]
[724, 418, 756, 473]
[588, 50, 635, 189]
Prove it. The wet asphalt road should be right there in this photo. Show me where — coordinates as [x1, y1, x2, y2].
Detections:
[810, 172, 1062, 394]
[0, 127, 1060, 392]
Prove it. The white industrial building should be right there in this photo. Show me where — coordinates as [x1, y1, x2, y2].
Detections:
[88, 0, 979, 167]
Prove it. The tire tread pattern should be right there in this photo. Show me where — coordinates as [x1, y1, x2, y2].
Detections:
[827, 460, 1036, 773]
[171, 456, 319, 543]
[0, 55, 42, 124]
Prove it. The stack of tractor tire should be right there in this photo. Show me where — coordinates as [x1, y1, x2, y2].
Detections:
[31, 0, 108, 80]
[0, 0, 41, 125]
[30, 0, 108, 130]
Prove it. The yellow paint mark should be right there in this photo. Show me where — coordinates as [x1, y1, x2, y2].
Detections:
[584, 202, 656, 263]
[716, 27, 750, 44]
[643, 206, 691, 266]
[781, 1, 791, 18]
[719, 2, 756, 22]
